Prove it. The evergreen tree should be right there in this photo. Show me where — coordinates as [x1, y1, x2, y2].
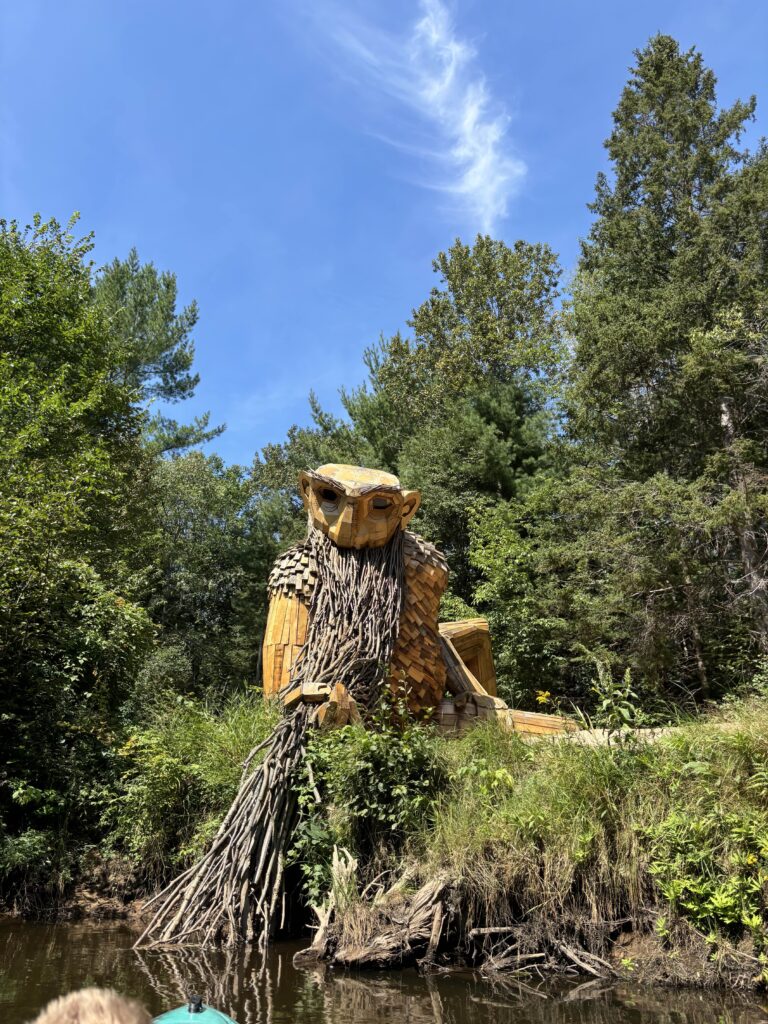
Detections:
[476, 37, 768, 704]
[343, 236, 561, 602]
[94, 248, 222, 452]
[570, 34, 766, 473]
[570, 34, 768, 658]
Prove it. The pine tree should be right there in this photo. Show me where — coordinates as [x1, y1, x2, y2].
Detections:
[570, 35, 767, 475]
[474, 38, 768, 703]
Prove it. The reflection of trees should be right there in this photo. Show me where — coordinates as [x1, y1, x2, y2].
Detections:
[1, 921, 766, 1024]
[133, 945, 274, 1024]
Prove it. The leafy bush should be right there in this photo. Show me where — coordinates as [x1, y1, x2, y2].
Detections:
[106, 692, 279, 879]
[290, 699, 446, 904]
[644, 721, 768, 948]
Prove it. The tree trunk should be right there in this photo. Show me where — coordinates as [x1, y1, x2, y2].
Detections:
[683, 567, 709, 698]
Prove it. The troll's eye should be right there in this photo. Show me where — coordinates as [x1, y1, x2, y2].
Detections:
[320, 488, 339, 505]
[371, 496, 391, 511]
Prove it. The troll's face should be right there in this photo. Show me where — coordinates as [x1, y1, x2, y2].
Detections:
[299, 464, 421, 549]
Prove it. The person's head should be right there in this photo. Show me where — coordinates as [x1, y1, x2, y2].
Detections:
[31, 988, 151, 1024]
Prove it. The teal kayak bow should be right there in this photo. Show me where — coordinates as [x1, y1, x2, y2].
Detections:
[153, 995, 238, 1023]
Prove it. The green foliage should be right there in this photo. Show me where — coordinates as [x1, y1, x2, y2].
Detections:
[541, 34, 768, 702]
[418, 700, 768, 951]
[424, 719, 645, 931]
[93, 247, 222, 452]
[587, 664, 646, 737]
[348, 238, 562, 590]
[106, 693, 279, 878]
[343, 235, 562, 451]
[0, 219, 289, 900]
[397, 381, 552, 600]
[570, 34, 764, 469]
[643, 723, 768, 946]
[137, 451, 283, 699]
[289, 699, 446, 904]
[647, 808, 768, 940]
[471, 463, 765, 706]
[0, 217, 156, 894]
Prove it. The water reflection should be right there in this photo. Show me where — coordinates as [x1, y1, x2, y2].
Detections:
[1, 920, 767, 1024]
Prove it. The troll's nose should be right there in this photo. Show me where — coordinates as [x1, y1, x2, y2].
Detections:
[332, 499, 363, 546]
[339, 501, 358, 531]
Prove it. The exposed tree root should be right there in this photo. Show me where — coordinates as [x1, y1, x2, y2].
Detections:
[293, 869, 768, 991]
[295, 872, 450, 969]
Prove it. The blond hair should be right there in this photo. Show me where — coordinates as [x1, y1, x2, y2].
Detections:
[31, 988, 151, 1024]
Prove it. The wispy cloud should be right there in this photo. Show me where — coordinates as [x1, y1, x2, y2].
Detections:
[320, 0, 525, 233]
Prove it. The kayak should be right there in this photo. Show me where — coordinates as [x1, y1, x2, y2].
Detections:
[154, 996, 238, 1023]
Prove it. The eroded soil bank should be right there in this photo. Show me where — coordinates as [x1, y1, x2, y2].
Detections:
[292, 873, 768, 992]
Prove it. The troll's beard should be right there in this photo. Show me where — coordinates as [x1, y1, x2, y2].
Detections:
[284, 524, 406, 711]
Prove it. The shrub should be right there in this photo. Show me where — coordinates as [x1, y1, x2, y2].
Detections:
[290, 699, 446, 904]
[106, 691, 279, 880]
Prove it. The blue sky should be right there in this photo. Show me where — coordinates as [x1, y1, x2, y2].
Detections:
[2, 1, 767, 466]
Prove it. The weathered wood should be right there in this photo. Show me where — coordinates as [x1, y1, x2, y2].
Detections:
[421, 904, 443, 965]
[266, 532, 450, 718]
[263, 591, 308, 696]
[439, 634, 488, 697]
[314, 682, 359, 729]
[331, 875, 449, 969]
[439, 619, 497, 695]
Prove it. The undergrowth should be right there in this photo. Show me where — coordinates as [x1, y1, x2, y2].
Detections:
[105, 691, 279, 881]
[426, 700, 768, 969]
[88, 685, 768, 978]
[289, 698, 446, 905]
[288, 694, 768, 975]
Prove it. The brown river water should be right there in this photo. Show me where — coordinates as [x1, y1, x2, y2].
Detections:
[1, 920, 767, 1024]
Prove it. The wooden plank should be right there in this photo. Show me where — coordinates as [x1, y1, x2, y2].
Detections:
[280, 598, 293, 645]
[273, 595, 288, 646]
[262, 644, 275, 697]
[439, 635, 487, 696]
[439, 618, 490, 641]
[300, 681, 331, 703]
[282, 684, 303, 708]
[296, 600, 309, 646]
[315, 682, 360, 730]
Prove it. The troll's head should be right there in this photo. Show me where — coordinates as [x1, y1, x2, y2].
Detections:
[299, 464, 420, 549]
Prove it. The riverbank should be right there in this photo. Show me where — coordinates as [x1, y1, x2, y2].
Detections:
[287, 695, 768, 990]
[6, 694, 768, 991]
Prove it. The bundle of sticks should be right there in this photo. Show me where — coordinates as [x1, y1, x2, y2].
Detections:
[135, 525, 405, 948]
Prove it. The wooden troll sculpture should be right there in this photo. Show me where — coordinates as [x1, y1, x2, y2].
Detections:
[137, 465, 503, 950]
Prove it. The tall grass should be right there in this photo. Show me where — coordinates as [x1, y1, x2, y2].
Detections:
[107, 687, 768, 967]
[417, 700, 768, 955]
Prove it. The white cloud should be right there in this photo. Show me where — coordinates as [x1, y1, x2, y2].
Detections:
[320, 0, 525, 234]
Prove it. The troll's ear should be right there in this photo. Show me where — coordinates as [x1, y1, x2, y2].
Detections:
[298, 471, 313, 511]
[400, 489, 421, 530]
